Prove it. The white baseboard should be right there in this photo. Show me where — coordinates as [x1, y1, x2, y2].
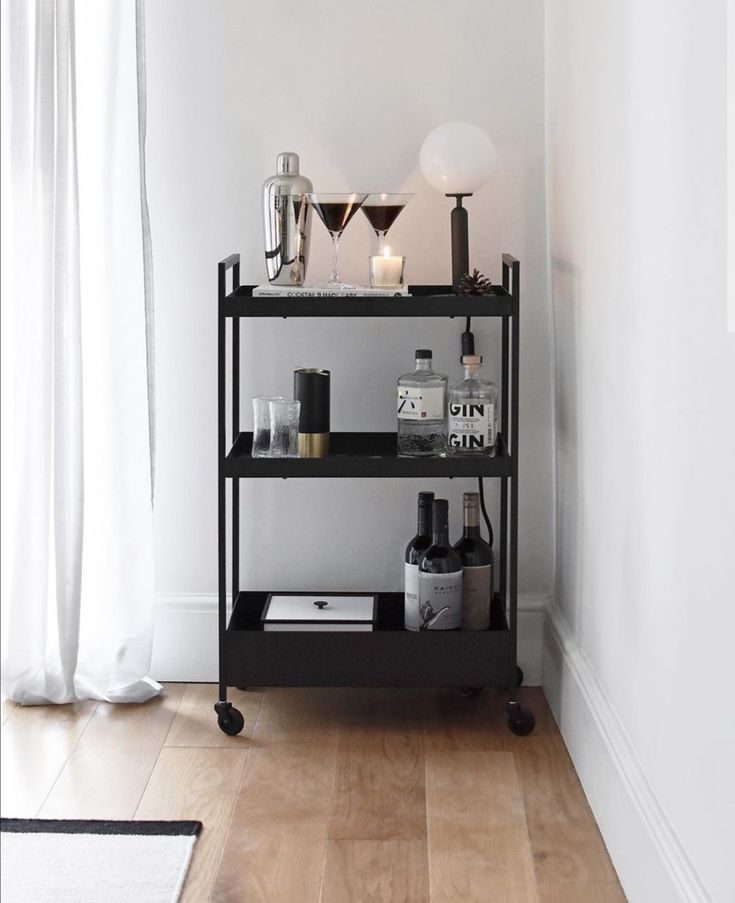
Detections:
[151, 594, 224, 683]
[150, 592, 548, 685]
[543, 601, 711, 903]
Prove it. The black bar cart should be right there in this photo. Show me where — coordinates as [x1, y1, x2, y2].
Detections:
[214, 253, 535, 737]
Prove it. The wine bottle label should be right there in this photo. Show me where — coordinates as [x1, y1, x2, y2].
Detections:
[397, 386, 444, 420]
[461, 564, 492, 630]
[417, 570, 462, 630]
[404, 562, 421, 631]
[448, 402, 495, 450]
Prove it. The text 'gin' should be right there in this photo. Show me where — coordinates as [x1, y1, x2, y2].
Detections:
[448, 354, 499, 455]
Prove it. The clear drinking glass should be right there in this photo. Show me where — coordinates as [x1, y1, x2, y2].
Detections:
[252, 396, 284, 457]
[269, 399, 301, 458]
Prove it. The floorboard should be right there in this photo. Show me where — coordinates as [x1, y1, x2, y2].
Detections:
[329, 691, 427, 842]
[211, 741, 338, 903]
[136, 746, 247, 903]
[0, 700, 98, 817]
[38, 684, 185, 820]
[210, 689, 341, 903]
[538, 881, 628, 902]
[515, 732, 620, 884]
[425, 750, 540, 902]
[321, 839, 430, 903]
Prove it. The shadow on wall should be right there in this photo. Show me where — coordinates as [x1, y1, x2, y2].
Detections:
[550, 255, 582, 636]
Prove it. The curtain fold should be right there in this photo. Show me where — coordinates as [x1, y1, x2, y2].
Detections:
[1, 0, 160, 704]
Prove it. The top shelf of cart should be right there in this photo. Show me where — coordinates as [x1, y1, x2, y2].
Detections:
[222, 284, 515, 318]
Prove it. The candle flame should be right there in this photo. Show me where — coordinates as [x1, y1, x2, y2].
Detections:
[382, 246, 391, 257]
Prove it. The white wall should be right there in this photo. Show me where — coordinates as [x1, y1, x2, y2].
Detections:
[145, 1, 553, 678]
[545, 1, 735, 901]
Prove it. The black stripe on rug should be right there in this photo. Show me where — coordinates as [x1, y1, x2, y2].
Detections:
[0, 818, 202, 836]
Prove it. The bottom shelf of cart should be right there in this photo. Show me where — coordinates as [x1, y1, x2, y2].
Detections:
[226, 591, 514, 688]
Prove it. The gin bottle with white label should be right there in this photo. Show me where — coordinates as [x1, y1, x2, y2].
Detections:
[448, 355, 499, 455]
[397, 349, 447, 457]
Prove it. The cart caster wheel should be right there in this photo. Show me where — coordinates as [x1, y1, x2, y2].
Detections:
[214, 702, 245, 736]
[461, 687, 482, 699]
[217, 708, 244, 736]
[506, 701, 535, 736]
[502, 667, 525, 690]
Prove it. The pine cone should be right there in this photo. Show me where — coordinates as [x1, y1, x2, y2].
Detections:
[457, 269, 493, 296]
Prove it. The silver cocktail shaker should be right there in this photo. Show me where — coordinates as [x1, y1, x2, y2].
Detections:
[262, 152, 312, 285]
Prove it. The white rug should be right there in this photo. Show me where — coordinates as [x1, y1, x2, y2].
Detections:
[0, 818, 201, 903]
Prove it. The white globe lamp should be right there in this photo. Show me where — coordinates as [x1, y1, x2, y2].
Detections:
[419, 122, 497, 288]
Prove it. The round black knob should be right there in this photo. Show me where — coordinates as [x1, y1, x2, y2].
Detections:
[314, 600, 328, 610]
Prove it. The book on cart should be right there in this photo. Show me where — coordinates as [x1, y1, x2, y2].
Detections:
[251, 285, 411, 298]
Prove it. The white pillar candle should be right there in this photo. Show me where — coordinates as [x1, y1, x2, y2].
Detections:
[370, 249, 405, 288]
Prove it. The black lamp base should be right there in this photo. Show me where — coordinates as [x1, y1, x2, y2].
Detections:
[446, 193, 472, 291]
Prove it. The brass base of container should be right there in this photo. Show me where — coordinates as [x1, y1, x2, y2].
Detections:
[298, 432, 329, 458]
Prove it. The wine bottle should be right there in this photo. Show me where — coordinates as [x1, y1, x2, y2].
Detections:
[417, 499, 463, 630]
[453, 491, 493, 630]
[404, 491, 434, 630]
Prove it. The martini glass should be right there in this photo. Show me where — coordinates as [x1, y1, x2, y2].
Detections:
[361, 193, 414, 254]
[306, 192, 368, 288]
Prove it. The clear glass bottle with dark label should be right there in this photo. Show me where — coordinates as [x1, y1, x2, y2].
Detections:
[417, 499, 463, 630]
[397, 350, 447, 457]
[453, 491, 493, 629]
[448, 354, 499, 455]
[404, 491, 434, 631]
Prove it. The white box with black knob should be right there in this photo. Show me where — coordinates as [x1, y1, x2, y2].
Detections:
[260, 593, 377, 632]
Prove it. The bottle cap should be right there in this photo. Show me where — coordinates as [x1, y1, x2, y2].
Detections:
[463, 491, 480, 507]
[462, 354, 482, 365]
[276, 152, 300, 174]
[418, 491, 435, 507]
[416, 349, 432, 359]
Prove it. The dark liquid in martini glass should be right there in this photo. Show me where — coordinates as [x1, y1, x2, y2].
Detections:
[362, 204, 405, 234]
[310, 200, 364, 235]
[361, 194, 413, 253]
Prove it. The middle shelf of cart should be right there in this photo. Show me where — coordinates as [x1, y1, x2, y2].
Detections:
[224, 432, 512, 478]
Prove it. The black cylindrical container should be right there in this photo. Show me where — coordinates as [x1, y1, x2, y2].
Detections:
[294, 368, 330, 457]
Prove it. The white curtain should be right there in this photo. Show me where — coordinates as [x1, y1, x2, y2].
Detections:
[0, 0, 160, 703]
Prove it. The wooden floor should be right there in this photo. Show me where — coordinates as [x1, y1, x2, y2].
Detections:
[1, 685, 626, 902]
